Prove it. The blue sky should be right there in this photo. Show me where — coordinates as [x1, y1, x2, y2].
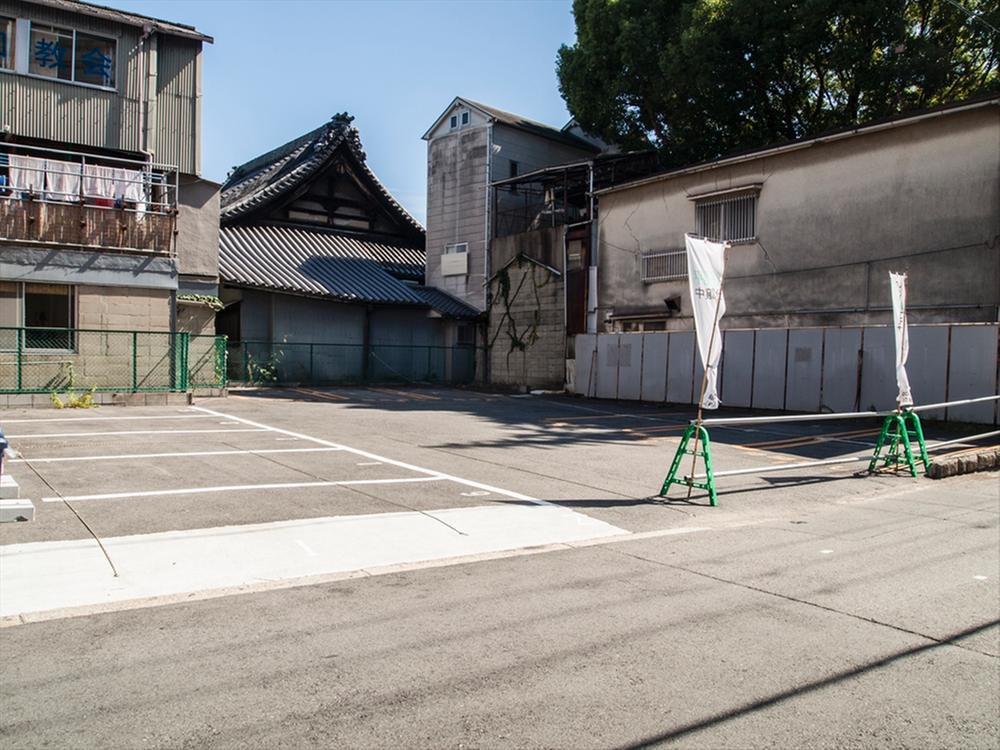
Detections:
[114, 0, 581, 224]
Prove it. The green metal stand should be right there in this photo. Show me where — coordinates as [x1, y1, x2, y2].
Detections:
[659, 423, 718, 506]
[868, 410, 929, 477]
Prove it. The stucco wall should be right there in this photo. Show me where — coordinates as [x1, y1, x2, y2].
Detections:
[175, 176, 220, 283]
[597, 104, 1000, 330]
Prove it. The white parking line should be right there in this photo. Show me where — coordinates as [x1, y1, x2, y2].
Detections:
[191, 406, 555, 507]
[1, 414, 216, 424]
[8, 428, 268, 439]
[9, 447, 344, 464]
[41, 476, 445, 503]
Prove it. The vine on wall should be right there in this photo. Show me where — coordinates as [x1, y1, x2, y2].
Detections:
[487, 255, 552, 364]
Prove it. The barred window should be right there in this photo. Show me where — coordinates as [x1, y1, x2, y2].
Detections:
[695, 191, 758, 243]
[641, 250, 687, 283]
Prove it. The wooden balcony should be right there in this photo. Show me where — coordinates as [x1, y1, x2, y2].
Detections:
[0, 197, 175, 255]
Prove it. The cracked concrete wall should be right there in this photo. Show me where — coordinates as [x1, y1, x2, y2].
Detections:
[596, 104, 1000, 331]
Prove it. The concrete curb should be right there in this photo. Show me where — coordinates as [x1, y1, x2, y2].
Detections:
[927, 447, 1000, 479]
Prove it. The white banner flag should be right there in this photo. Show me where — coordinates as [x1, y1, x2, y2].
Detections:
[686, 234, 728, 409]
[889, 272, 913, 407]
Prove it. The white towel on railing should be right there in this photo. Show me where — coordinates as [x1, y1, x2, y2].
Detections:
[7, 155, 45, 193]
[82, 164, 116, 200]
[44, 158, 82, 202]
[113, 167, 147, 218]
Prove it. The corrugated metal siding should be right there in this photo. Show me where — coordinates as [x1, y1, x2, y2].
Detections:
[1, 0, 142, 152]
[155, 38, 199, 174]
[0, 1, 201, 173]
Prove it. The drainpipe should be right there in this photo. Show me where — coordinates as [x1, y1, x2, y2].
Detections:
[586, 161, 598, 333]
[136, 25, 155, 162]
[483, 124, 494, 385]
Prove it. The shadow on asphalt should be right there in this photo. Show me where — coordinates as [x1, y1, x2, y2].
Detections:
[227, 386, 993, 466]
[612, 619, 1000, 749]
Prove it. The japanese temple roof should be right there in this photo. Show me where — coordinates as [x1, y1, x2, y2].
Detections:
[220, 113, 424, 235]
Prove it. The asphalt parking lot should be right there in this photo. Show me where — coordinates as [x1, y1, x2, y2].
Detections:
[0, 386, 997, 749]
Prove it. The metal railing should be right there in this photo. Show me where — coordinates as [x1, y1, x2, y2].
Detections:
[0, 327, 226, 394]
[642, 250, 687, 282]
[0, 142, 179, 213]
[228, 340, 477, 386]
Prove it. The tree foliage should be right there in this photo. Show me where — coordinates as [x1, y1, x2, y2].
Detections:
[557, 0, 999, 164]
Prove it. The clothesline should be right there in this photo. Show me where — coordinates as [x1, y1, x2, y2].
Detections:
[1, 153, 158, 214]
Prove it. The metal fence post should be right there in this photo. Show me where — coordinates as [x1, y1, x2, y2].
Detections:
[181, 333, 190, 390]
[216, 336, 228, 388]
[16, 327, 23, 392]
[131, 331, 138, 392]
[309, 343, 315, 385]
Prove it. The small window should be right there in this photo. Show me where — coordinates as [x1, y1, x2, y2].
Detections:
[461, 111, 469, 125]
[445, 242, 469, 254]
[695, 191, 758, 243]
[29, 24, 73, 81]
[24, 283, 74, 350]
[0, 16, 14, 70]
[28, 23, 116, 89]
[449, 115, 458, 129]
[74, 32, 115, 87]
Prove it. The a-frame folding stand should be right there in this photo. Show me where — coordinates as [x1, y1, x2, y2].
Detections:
[658, 423, 717, 506]
[868, 410, 929, 477]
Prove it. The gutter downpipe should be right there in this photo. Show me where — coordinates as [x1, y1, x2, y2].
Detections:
[483, 122, 494, 386]
[587, 161, 598, 333]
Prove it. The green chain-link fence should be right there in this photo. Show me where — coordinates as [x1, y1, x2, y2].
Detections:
[228, 340, 477, 386]
[0, 327, 227, 393]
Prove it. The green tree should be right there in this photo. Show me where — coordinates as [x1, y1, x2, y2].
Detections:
[557, 0, 999, 165]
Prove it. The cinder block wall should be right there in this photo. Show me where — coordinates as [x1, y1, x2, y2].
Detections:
[488, 259, 564, 389]
[78, 286, 172, 331]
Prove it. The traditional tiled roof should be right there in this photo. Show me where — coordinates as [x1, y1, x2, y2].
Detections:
[220, 225, 423, 305]
[412, 286, 482, 320]
[220, 114, 423, 234]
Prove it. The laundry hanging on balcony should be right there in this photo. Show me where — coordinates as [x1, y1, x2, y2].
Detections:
[7, 155, 46, 194]
[83, 164, 116, 205]
[44, 159, 82, 202]
[114, 167, 146, 217]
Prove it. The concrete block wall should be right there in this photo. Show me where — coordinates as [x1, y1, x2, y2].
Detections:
[77, 286, 172, 331]
[488, 260, 564, 389]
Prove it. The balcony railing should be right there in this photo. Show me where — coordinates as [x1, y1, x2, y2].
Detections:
[0, 143, 179, 255]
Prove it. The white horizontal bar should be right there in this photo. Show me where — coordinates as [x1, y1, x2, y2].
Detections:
[42, 476, 446, 503]
[7, 428, 267, 439]
[690, 455, 869, 479]
[698, 394, 1000, 427]
[927, 430, 1000, 451]
[9, 447, 344, 464]
[697, 411, 882, 427]
[1, 415, 216, 424]
[910, 395, 1000, 412]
